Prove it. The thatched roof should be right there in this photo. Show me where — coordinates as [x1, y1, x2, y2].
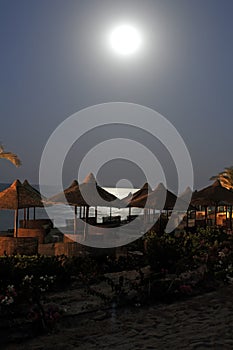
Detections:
[82, 173, 96, 184]
[130, 183, 181, 210]
[23, 179, 45, 198]
[177, 186, 196, 211]
[121, 191, 133, 204]
[130, 183, 194, 211]
[191, 180, 233, 206]
[149, 183, 177, 210]
[0, 179, 45, 210]
[49, 173, 122, 207]
[124, 182, 152, 207]
[47, 179, 79, 204]
[132, 182, 152, 200]
[67, 179, 79, 188]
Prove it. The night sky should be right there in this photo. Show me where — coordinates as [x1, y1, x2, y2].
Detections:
[1, 0, 233, 191]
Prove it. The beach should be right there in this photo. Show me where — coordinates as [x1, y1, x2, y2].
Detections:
[4, 283, 233, 350]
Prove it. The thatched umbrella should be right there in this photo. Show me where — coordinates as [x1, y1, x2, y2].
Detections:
[0, 179, 45, 237]
[48, 173, 121, 239]
[121, 191, 133, 203]
[47, 180, 79, 206]
[127, 183, 164, 231]
[131, 183, 191, 210]
[22, 180, 45, 221]
[165, 188, 196, 233]
[175, 187, 196, 229]
[49, 174, 120, 206]
[125, 183, 152, 206]
[78, 173, 121, 207]
[191, 180, 233, 227]
[129, 183, 176, 210]
[129, 183, 191, 232]
[179, 186, 194, 205]
[191, 180, 233, 206]
[123, 183, 152, 221]
[48, 179, 82, 234]
[121, 191, 133, 219]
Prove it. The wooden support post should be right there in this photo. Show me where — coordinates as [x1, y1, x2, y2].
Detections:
[129, 207, 131, 221]
[14, 209, 19, 237]
[24, 208, 26, 227]
[214, 205, 217, 226]
[205, 206, 208, 228]
[74, 206, 77, 234]
[95, 206, 98, 223]
[84, 206, 89, 241]
[230, 206, 232, 230]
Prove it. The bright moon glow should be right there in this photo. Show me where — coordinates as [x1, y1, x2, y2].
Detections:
[109, 25, 142, 56]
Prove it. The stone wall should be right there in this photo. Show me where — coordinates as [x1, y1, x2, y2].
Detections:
[0, 234, 116, 258]
[0, 237, 38, 256]
[38, 242, 84, 257]
[17, 228, 46, 244]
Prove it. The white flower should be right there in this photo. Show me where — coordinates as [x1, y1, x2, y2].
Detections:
[7, 285, 14, 292]
[23, 275, 33, 282]
[1, 296, 14, 305]
[1, 296, 7, 304]
[218, 251, 225, 259]
[7, 297, 14, 305]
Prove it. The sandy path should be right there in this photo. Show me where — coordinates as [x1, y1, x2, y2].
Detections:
[4, 284, 233, 350]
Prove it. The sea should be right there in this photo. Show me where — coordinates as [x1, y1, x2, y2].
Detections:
[0, 184, 143, 232]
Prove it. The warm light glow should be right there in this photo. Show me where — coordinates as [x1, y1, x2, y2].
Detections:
[109, 24, 142, 56]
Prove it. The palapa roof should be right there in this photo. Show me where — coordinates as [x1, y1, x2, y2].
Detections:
[23, 179, 45, 198]
[47, 180, 79, 204]
[0, 179, 45, 210]
[149, 183, 177, 210]
[49, 173, 122, 207]
[191, 180, 233, 206]
[121, 191, 133, 205]
[125, 182, 152, 207]
[177, 186, 196, 211]
[130, 183, 186, 210]
[82, 173, 96, 184]
[67, 179, 79, 188]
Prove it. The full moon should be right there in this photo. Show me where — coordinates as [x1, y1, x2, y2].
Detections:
[109, 25, 142, 56]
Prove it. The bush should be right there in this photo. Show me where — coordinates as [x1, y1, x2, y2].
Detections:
[145, 228, 233, 282]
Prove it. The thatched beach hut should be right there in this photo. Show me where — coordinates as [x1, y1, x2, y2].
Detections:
[191, 180, 233, 227]
[22, 179, 45, 221]
[122, 182, 152, 221]
[0, 179, 45, 236]
[48, 173, 121, 238]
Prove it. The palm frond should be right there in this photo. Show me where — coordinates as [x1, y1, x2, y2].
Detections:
[0, 151, 22, 167]
[210, 166, 233, 189]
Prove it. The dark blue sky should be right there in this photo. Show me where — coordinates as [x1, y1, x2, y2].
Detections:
[1, 0, 233, 190]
